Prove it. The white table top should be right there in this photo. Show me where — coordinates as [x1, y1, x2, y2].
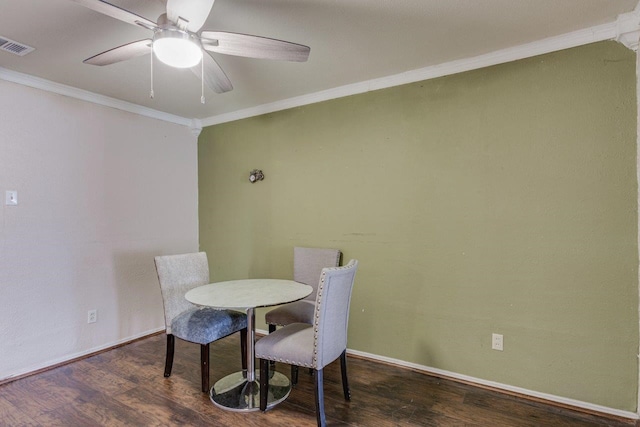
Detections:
[185, 279, 313, 310]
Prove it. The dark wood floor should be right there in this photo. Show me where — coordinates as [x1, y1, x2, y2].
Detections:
[0, 333, 635, 426]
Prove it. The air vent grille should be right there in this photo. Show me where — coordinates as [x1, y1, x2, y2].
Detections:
[0, 36, 35, 56]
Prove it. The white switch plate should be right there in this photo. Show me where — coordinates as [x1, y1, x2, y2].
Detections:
[5, 190, 17, 206]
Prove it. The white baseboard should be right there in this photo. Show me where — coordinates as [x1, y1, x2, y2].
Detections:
[256, 328, 637, 420]
[7, 326, 636, 421]
[346, 348, 638, 421]
[0, 327, 165, 383]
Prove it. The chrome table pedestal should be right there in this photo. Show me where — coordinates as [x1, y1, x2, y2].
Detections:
[210, 370, 290, 411]
[210, 308, 291, 411]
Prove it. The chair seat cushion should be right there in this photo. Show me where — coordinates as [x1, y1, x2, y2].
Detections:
[255, 323, 315, 368]
[265, 300, 315, 326]
[171, 307, 247, 345]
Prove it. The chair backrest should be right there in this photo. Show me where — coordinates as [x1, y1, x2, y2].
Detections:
[312, 259, 358, 369]
[154, 252, 209, 334]
[294, 247, 341, 301]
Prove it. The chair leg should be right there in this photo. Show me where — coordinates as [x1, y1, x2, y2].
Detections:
[164, 334, 175, 378]
[259, 358, 269, 411]
[314, 368, 326, 427]
[240, 328, 247, 371]
[200, 343, 210, 393]
[268, 325, 276, 368]
[340, 350, 351, 401]
[291, 365, 299, 386]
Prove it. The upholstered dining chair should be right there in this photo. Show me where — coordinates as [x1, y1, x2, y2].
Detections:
[154, 252, 247, 393]
[265, 247, 341, 333]
[256, 260, 358, 427]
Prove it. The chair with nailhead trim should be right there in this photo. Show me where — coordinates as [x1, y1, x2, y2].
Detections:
[255, 260, 358, 427]
[265, 247, 341, 383]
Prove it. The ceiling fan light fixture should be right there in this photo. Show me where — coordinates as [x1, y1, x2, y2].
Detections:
[153, 30, 202, 68]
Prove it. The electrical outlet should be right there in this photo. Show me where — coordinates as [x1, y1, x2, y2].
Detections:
[492, 333, 503, 351]
[88, 309, 97, 324]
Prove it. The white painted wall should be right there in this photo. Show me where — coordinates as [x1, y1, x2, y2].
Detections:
[0, 80, 199, 380]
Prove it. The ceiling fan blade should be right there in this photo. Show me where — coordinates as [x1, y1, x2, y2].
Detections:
[191, 51, 233, 94]
[166, 0, 215, 33]
[84, 39, 152, 66]
[69, 0, 157, 30]
[201, 31, 310, 62]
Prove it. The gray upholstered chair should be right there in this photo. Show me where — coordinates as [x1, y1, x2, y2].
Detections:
[256, 260, 358, 427]
[154, 252, 247, 392]
[265, 247, 341, 333]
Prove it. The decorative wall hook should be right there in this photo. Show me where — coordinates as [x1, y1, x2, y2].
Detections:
[249, 169, 264, 183]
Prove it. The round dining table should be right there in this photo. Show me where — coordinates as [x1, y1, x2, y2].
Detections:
[185, 279, 312, 412]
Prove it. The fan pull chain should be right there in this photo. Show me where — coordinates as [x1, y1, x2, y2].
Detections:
[150, 44, 154, 99]
[200, 58, 205, 104]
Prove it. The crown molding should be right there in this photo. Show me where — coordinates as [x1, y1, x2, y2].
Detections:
[2, 7, 639, 129]
[0, 67, 192, 127]
[202, 10, 639, 127]
[189, 119, 203, 137]
[616, 9, 640, 50]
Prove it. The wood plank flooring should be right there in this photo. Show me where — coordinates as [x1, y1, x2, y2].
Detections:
[0, 333, 635, 426]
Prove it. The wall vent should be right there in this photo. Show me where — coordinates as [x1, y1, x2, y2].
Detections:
[0, 36, 35, 56]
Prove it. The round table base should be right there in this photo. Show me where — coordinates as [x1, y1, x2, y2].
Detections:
[210, 370, 291, 412]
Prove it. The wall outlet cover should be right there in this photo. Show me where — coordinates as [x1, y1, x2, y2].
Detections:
[492, 333, 504, 351]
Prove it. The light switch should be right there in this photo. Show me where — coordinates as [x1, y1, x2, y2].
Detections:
[5, 190, 17, 206]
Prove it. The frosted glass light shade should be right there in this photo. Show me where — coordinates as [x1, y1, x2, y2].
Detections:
[153, 30, 202, 68]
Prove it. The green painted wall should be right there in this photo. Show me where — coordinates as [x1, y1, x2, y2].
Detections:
[198, 41, 638, 411]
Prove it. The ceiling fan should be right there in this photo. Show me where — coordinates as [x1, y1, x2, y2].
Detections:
[69, 0, 311, 96]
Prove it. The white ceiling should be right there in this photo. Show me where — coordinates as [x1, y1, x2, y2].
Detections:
[0, 0, 638, 123]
